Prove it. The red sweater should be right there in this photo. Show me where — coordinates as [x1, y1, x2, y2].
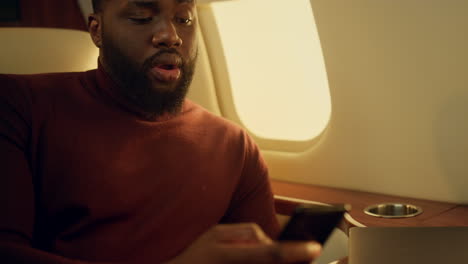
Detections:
[0, 66, 279, 263]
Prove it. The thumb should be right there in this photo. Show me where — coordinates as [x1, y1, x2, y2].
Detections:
[279, 241, 322, 262]
[213, 224, 272, 244]
[220, 241, 322, 264]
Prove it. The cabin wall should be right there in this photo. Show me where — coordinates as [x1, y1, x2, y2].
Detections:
[262, 0, 468, 204]
[1, 1, 466, 204]
[197, 1, 468, 204]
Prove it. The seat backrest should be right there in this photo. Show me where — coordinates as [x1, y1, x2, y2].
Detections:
[0, 26, 221, 115]
[0, 27, 99, 74]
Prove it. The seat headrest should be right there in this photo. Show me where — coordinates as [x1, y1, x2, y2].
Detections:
[0, 27, 99, 74]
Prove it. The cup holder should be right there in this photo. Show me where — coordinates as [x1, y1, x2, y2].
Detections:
[364, 203, 423, 218]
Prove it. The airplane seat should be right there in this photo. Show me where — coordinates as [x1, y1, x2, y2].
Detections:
[0, 27, 99, 74]
[0, 26, 222, 116]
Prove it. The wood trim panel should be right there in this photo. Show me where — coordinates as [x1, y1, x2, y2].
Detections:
[271, 180, 468, 227]
[422, 206, 468, 226]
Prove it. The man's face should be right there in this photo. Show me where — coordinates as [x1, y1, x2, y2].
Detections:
[91, 0, 198, 117]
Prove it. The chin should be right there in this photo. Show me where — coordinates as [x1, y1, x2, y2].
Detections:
[151, 82, 179, 93]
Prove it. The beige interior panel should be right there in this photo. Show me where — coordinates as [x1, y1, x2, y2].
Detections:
[186, 23, 222, 115]
[198, 1, 468, 204]
[266, 0, 468, 204]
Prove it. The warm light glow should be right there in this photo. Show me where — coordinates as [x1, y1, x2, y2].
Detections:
[211, 0, 331, 141]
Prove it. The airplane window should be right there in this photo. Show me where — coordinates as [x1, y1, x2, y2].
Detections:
[210, 0, 331, 142]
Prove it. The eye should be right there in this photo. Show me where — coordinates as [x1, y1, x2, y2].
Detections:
[175, 17, 193, 26]
[129, 17, 153, 24]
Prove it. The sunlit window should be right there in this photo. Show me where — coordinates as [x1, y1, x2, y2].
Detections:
[211, 0, 331, 142]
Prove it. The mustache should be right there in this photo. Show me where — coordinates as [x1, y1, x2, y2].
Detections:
[142, 48, 185, 71]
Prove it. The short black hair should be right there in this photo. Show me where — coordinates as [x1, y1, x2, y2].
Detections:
[92, 0, 104, 12]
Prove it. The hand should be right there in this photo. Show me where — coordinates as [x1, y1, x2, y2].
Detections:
[167, 223, 321, 264]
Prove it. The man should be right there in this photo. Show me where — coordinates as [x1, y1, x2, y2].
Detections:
[0, 0, 321, 263]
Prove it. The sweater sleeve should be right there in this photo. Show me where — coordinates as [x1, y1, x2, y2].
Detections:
[221, 131, 280, 239]
[0, 75, 123, 264]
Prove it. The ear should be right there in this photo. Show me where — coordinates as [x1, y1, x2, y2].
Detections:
[88, 14, 103, 48]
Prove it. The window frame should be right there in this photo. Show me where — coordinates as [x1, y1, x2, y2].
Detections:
[196, 3, 332, 152]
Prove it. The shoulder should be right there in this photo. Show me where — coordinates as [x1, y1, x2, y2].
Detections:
[0, 71, 92, 125]
[0, 71, 85, 83]
[183, 100, 254, 143]
[0, 71, 88, 100]
[1, 71, 87, 91]
[1, 70, 93, 108]
[183, 100, 241, 133]
[0, 74, 36, 116]
[183, 100, 262, 160]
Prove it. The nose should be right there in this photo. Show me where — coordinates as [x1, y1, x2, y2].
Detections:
[151, 20, 182, 48]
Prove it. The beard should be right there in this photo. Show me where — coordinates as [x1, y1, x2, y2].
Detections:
[100, 33, 197, 119]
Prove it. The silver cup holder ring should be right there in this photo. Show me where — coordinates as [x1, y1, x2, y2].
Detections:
[364, 203, 423, 218]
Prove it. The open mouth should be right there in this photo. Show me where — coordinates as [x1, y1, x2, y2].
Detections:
[151, 64, 181, 82]
[158, 64, 177, 70]
[149, 52, 183, 83]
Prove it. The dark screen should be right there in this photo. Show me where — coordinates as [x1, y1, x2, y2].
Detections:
[277, 204, 347, 244]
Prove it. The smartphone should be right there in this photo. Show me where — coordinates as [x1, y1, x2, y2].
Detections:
[277, 203, 350, 244]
